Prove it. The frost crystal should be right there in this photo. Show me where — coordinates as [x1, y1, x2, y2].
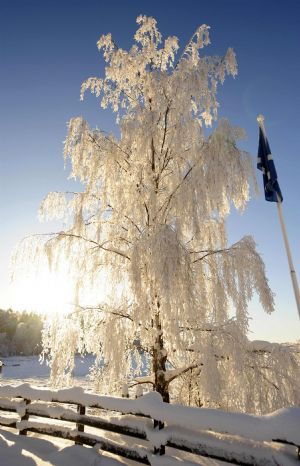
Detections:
[12, 16, 300, 412]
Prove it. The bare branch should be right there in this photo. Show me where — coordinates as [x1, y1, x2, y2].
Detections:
[160, 105, 170, 154]
[155, 153, 197, 223]
[38, 231, 131, 261]
[144, 202, 150, 226]
[71, 304, 134, 322]
[89, 133, 131, 166]
[192, 247, 236, 264]
[247, 366, 280, 391]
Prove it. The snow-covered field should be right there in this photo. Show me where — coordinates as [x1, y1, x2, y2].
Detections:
[0, 355, 94, 390]
[0, 427, 249, 466]
[0, 357, 228, 465]
[1, 425, 299, 466]
[0, 428, 106, 466]
[0, 357, 299, 466]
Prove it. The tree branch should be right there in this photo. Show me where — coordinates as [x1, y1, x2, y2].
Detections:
[247, 365, 280, 391]
[89, 133, 131, 166]
[108, 204, 142, 234]
[192, 247, 236, 264]
[41, 231, 131, 261]
[167, 363, 200, 384]
[144, 202, 150, 226]
[71, 305, 134, 322]
[160, 105, 170, 154]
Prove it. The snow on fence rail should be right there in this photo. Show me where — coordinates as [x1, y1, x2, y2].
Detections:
[0, 384, 299, 465]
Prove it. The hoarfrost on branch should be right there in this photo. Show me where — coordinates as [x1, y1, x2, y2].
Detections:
[13, 15, 300, 413]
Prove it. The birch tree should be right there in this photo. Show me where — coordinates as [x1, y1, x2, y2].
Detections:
[13, 16, 299, 411]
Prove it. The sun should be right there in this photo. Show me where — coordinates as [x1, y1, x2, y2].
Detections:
[7, 262, 110, 317]
[8, 268, 75, 317]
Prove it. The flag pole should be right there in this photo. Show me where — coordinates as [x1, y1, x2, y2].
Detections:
[257, 114, 300, 319]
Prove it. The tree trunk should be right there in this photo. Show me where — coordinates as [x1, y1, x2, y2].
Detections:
[152, 312, 170, 403]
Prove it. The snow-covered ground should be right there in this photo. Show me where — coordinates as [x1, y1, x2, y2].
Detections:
[0, 359, 228, 465]
[0, 355, 94, 389]
[0, 427, 235, 466]
[0, 427, 129, 466]
[0, 358, 299, 466]
[1, 426, 299, 466]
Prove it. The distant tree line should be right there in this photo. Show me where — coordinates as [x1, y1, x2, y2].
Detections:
[0, 309, 43, 356]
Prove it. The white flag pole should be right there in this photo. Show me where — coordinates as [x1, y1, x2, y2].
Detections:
[257, 114, 300, 319]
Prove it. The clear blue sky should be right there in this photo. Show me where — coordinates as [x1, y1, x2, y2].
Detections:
[1, 0, 299, 341]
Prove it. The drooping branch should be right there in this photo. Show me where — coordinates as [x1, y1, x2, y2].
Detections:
[174, 24, 210, 68]
[247, 365, 280, 392]
[192, 246, 236, 264]
[88, 133, 131, 166]
[41, 232, 131, 261]
[27, 16, 293, 411]
[107, 204, 142, 234]
[70, 304, 152, 333]
[70, 304, 134, 322]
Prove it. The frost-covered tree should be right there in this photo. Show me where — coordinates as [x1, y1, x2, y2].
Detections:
[172, 330, 300, 414]
[13, 16, 300, 411]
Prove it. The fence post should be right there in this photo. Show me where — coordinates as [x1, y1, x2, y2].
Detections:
[135, 385, 143, 398]
[153, 419, 165, 456]
[75, 404, 85, 445]
[122, 383, 129, 398]
[19, 399, 31, 436]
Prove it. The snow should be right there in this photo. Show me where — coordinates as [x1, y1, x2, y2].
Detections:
[97, 391, 299, 447]
[0, 385, 299, 447]
[1, 425, 299, 466]
[0, 416, 17, 426]
[0, 426, 236, 465]
[28, 402, 72, 420]
[13, 13, 294, 419]
[248, 340, 280, 352]
[0, 428, 110, 466]
[0, 384, 299, 465]
[166, 426, 299, 466]
[1, 355, 94, 389]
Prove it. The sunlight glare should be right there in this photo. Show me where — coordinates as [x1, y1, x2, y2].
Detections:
[8, 268, 75, 316]
[7, 262, 111, 317]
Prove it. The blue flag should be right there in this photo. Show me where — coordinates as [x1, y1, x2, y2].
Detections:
[257, 126, 283, 202]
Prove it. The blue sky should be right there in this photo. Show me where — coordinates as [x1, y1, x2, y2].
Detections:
[1, 0, 299, 341]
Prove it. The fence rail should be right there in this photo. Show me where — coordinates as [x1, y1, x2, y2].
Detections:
[0, 384, 299, 465]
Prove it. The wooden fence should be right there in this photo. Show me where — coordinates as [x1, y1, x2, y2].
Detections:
[0, 384, 299, 465]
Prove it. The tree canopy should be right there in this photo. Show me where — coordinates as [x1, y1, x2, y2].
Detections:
[13, 16, 300, 413]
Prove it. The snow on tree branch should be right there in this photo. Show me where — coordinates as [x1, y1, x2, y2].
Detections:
[11, 15, 299, 412]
